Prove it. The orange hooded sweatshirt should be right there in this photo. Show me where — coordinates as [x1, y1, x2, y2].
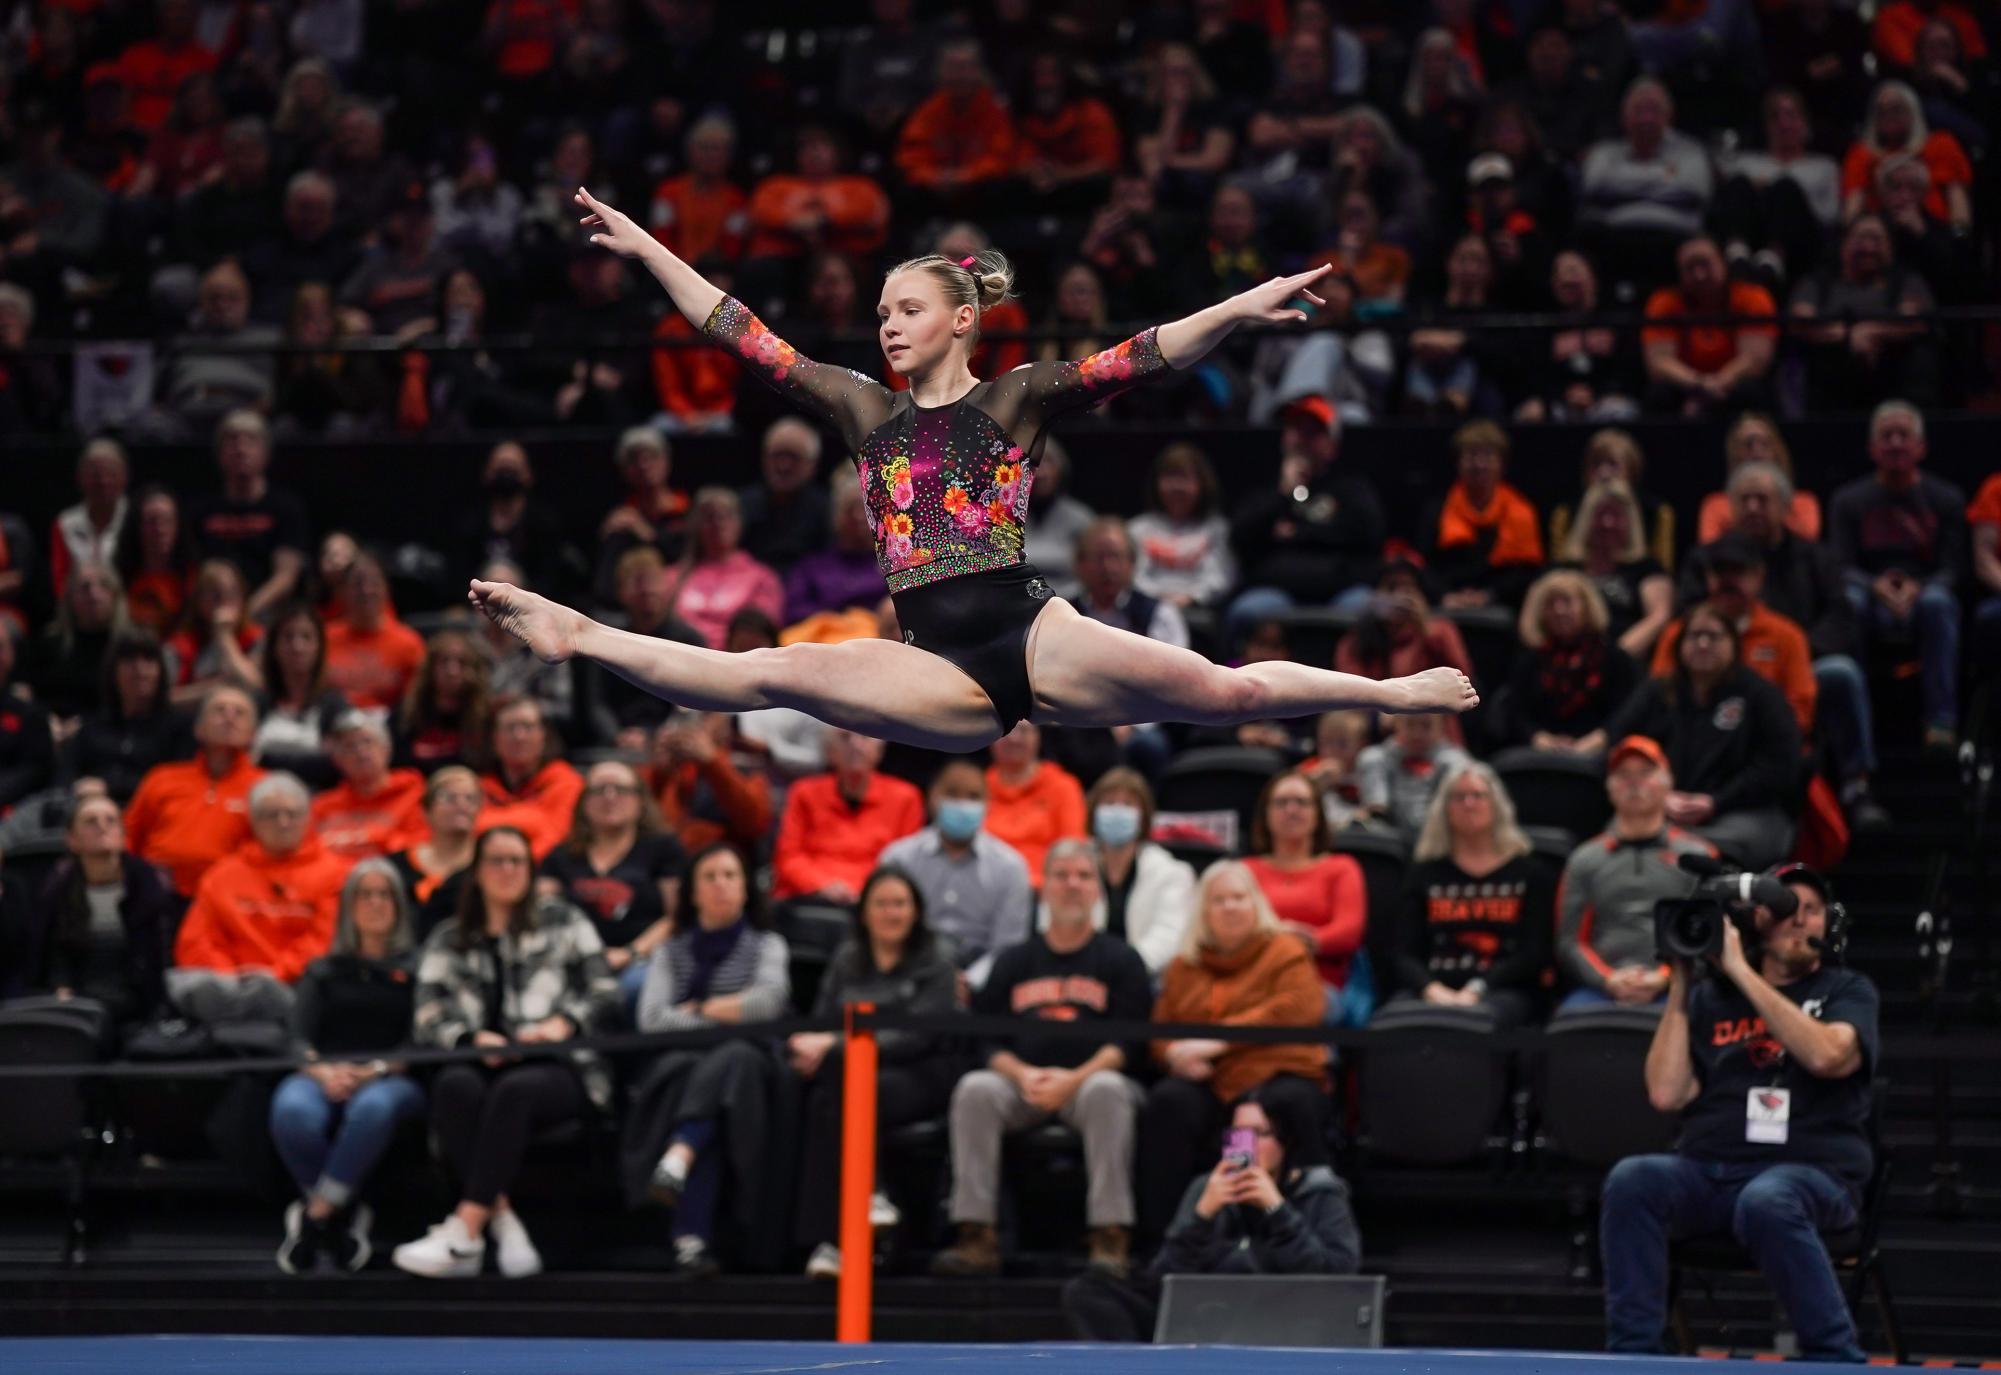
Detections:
[1151, 929, 1327, 1104]
[771, 771, 925, 900]
[480, 760, 586, 859]
[173, 835, 351, 983]
[983, 760, 1087, 883]
[124, 752, 267, 897]
[311, 767, 428, 860]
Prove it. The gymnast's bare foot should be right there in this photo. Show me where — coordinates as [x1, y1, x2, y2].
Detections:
[1387, 667, 1480, 714]
[469, 580, 589, 664]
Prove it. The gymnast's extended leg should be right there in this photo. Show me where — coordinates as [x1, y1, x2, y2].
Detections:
[469, 579, 1003, 751]
[1024, 598, 1477, 728]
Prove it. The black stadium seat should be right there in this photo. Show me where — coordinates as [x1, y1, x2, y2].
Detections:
[1536, 1004, 1676, 1167]
[1357, 1003, 1511, 1166]
[1271, 607, 1361, 668]
[1492, 748, 1613, 840]
[1157, 746, 1290, 850]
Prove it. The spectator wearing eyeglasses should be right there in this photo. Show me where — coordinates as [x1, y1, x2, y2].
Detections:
[386, 765, 483, 941]
[537, 759, 686, 1008]
[476, 695, 584, 860]
[124, 685, 266, 899]
[310, 710, 426, 861]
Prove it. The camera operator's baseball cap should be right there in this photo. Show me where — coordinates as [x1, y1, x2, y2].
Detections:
[1769, 861, 1833, 903]
[1606, 734, 1668, 773]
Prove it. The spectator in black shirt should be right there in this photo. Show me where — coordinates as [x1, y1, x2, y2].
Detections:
[454, 442, 576, 596]
[1499, 569, 1638, 754]
[738, 417, 830, 572]
[28, 560, 129, 723]
[933, 839, 1152, 1280]
[1225, 396, 1386, 649]
[1602, 865, 1876, 1362]
[1388, 762, 1553, 1028]
[67, 629, 191, 804]
[268, 859, 425, 1274]
[244, 172, 363, 324]
[9, 793, 173, 1027]
[173, 117, 281, 270]
[1827, 400, 1966, 749]
[192, 411, 309, 624]
[1604, 602, 1802, 869]
[537, 759, 686, 1009]
[1518, 251, 1643, 423]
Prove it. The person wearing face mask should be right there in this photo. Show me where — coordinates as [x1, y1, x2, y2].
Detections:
[454, 442, 575, 599]
[770, 728, 924, 904]
[880, 760, 1034, 987]
[1075, 767, 1193, 976]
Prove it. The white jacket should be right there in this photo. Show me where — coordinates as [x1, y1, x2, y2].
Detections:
[1037, 841, 1196, 975]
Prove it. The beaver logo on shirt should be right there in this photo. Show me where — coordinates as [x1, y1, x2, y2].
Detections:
[1712, 697, 1745, 731]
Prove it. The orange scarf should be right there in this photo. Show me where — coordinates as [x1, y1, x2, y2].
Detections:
[1437, 481, 1543, 566]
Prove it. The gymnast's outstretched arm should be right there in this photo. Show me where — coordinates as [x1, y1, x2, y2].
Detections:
[1155, 264, 1336, 367]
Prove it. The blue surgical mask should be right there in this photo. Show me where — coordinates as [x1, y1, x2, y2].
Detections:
[935, 798, 986, 842]
[1093, 802, 1142, 848]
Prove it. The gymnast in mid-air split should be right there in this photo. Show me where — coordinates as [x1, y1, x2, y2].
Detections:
[468, 187, 1478, 752]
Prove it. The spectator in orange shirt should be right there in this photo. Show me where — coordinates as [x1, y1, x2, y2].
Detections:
[651, 258, 741, 431]
[771, 729, 924, 903]
[166, 559, 264, 708]
[1311, 191, 1411, 309]
[1696, 413, 1823, 545]
[649, 115, 748, 265]
[745, 125, 892, 262]
[311, 710, 427, 860]
[1841, 81, 1974, 231]
[645, 710, 774, 855]
[115, 485, 198, 635]
[323, 552, 426, 712]
[1651, 535, 1817, 736]
[1641, 235, 1777, 416]
[477, 694, 584, 859]
[125, 685, 267, 897]
[983, 720, 1087, 884]
[1421, 422, 1546, 610]
[1013, 52, 1122, 214]
[895, 41, 1017, 215]
[1873, 0, 1987, 73]
[168, 771, 348, 1025]
[108, 0, 217, 134]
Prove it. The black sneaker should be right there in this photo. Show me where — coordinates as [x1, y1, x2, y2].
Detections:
[328, 1203, 374, 1272]
[1846, 793, 1892, 833]
[277, 1201, 320, 1275]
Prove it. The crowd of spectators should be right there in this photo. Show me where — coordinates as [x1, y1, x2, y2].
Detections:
[0, 0, 1992, 1335]
[2, 0, 1997, 440]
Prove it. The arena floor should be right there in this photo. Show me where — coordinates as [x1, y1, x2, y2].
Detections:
[0, 1338, 1888, 1375]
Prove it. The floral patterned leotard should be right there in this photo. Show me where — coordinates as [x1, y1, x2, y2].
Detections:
[703, 295, 1172, 595]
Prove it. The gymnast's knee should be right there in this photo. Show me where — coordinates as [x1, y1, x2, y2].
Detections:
[1202, 668, 1271, 725]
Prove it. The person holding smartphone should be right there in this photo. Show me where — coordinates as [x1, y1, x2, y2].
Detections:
[1062, 1079, 1362, 1343]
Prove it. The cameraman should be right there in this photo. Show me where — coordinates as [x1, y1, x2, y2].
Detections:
[1601, 865, 1878, 1363]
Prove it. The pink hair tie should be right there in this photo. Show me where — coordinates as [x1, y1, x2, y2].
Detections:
[958, 255, 978, 268]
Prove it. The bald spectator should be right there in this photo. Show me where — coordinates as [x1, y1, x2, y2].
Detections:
[1829, 401, 1966, 751]
[245, 172, 362, 320]
[880, 761, 1035, 983]
[125, 686, 267, 898]
[1642, 236, 1777, 416]
[1579, 78, 1714, 290]
[739, 418, 830, 570]
[984, 721, 1088, 885]
[1074, 518, 1188, 648]
[771, 730, 925, 904]
[189, 411, 309, 623]
[311, 711, 427, 861]
[159, 262, 279, 431]
[169, 772, 348, 1025]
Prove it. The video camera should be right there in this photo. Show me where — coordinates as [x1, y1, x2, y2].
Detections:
[1652, 854, 1800, 962]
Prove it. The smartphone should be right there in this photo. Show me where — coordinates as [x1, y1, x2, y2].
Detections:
[1222, 1127, 1256, 1170]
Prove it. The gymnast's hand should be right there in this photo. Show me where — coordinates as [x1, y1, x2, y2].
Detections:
[1230, 264, 1335, 325]
[575, 186, 654, 259]
[1387, 666, 1480, 715]
[468, 578, 589, 664]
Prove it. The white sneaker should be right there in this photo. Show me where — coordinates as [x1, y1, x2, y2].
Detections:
[869, 1192, 901, 1230]
[805, 1242, 842, 1280]
[490, 1206, 543, 1278]
[392, 1214, 484, 1278]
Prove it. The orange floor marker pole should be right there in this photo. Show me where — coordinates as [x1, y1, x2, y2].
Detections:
[835, 1002, 878, 1344]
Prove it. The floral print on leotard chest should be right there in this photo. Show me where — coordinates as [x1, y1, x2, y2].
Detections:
[858, 404, 1033, 592]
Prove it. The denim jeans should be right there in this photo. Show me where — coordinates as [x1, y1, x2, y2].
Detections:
[1556, 986, 1667, 1014]
[1223, 582, 1375, 651]
[1601, 1153, 1865, 1362]
[1812, 655, 1877, 782]
[1974, 596, 2001, 675]
[269, 1071, 426, 1208]
[1844, 581, 1961, 730]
